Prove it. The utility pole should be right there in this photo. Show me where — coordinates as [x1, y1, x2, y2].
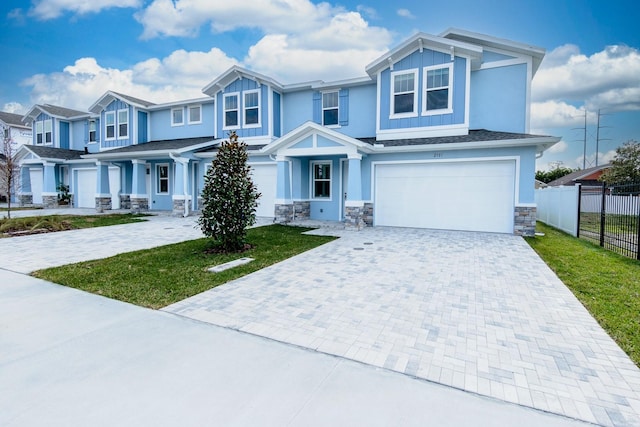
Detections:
[572, 109, 588, 169]
[595, 109, 611, 166]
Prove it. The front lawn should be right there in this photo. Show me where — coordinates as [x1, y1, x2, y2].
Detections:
[0, 214, 149, 236]
[525, 222, 640, 367]
[32, 225, 336, 309]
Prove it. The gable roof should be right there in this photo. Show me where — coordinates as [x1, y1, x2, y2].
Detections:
[440, 28, 546, 74]
[202, 65, 285, 96]
[84, 136, 216, 159]
[19, 145, 85, 161]
[22, 104, 90, 123]
[547, 164, 610, 187]
[365, 32, 483, 77]
[0, 111, 31, 129]
[89, 91, 156, 114]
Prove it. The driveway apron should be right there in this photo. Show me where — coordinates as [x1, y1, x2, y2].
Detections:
[165, 227, 640, 426]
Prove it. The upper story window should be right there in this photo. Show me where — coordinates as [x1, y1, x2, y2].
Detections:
[44, 119, 52, 144]
[172, 108, 184, 126]
[311, 161, 331, 199]
[244, 90, 260, 127]
[223, 93, 239, 129]
[423, 63, 453, 115]
[89, 120, 97, 142]
[118, 109, 128, 138]
[35, 121, 43, 144]
[105, 111, 116, 140]
[322, 92, 339, 126]
[188, 105, 201, 124]
[391, 69, 418, 118]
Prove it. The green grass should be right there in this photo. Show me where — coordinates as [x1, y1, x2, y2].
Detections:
[32, 225, 336, 309]
[0, 214, 149, 236]
[579, 212, 639, 234]
[525, 222, 640, 367]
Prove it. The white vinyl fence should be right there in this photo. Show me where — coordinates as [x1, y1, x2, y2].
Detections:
[535, 186, 579, 236]
[580, 194, 640, 215]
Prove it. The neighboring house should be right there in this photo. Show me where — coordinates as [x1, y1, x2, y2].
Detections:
[16, 28, 559, 235]
[547, 165, 610, 187]
[1, 111, 32, 149]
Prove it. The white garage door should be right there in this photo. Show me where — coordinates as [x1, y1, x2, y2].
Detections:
[375, 160, 515, 233]
[29, 169, 43, 205]
[250, 163, 277, 217]
[76, 169, 96, 208]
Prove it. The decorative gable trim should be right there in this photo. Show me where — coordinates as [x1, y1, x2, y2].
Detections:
[202, 65, 284, 97]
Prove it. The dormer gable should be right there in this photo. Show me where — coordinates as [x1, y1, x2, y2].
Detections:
[22, 104, 89, 148]
[202, 65, 284, 97]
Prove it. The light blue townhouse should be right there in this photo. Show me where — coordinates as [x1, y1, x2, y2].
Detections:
[17, 28, 559, 235]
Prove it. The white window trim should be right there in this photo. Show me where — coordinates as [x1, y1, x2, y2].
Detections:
[223, 92, 240, 130]
[35, 121, 43, 145]
[422, 63, 454, 116]
[44, 119, 53, 145]
[105, 111, 116, 141]
[310, 160, 332, 201]
[117, 108, 129, 139]
[243, 89, 261, 129]
[187, 104, 202, 125]
[88, 119, 97, 143]
[322, 91, 340, 128]
[171, 107, 184, 127]
[390, 69, 419, 119]
[156, 163, 170, 195]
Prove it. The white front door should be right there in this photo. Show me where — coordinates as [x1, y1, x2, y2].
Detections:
[341, 160, 349, 220]
[29, 169, 43, 204]
[76, 169, 97, 208]
[250, 163, 277, 217]
[109, 166, 120, 209]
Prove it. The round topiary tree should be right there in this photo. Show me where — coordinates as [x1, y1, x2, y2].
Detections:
[198, 131, 261, 252]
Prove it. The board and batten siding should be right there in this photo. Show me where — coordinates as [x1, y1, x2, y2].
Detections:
[216, 79, 270, 140]
[101, 99, 133, 149]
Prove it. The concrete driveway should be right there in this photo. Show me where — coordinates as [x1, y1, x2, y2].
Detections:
[1, 214, 638, 425]
[165, 227, 640, 426]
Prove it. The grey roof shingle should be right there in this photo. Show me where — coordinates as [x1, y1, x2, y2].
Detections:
[0, 111, 30, 128]
[40, 104, 89, 119]
[25, 145, 85, 160]
[110, 92, 156, 108]
[357, 129, 550, 147]
[91, 136, 216, 155]
[547, 164, 610, 187]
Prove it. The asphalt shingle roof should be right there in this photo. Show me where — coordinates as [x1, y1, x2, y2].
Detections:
[39, 104, 89, 119]
[357, 129, 549, 147]
[25, 145, 85, 160]
[547, 164, 610, 187]
[92, 136, 216, 155]
[110, 92, 156, 108]
[0, 111, 30, 128]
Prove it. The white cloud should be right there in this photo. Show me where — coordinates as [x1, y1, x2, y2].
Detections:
[576, 151, 617, 169]
[533, 44, 640, 112]
[397, 8, 415, 19]
[530, 101, 597, 129]
[2, 102, 27, 114]
[356, 5, 378, 20]
[28, 0, 141, 20]
[21, 49, 239, 111]
[547, 140, 568, 154]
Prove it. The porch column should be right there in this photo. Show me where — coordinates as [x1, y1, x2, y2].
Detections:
[344, 154, 365, 230]
[274, 156, 293, 223]
[171, 157, 190, 217]
[19, 167, 32, 206]
[130, 160, 148, 212]
[42, 162, 58, 209]
[95, 161, 111, 212]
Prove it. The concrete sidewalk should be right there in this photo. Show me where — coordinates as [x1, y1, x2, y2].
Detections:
[0, 269, 587, 427]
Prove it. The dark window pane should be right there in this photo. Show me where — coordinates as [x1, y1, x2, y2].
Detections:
[160, 180, 168, 193]
[314, 181, 330, 198]
[106, 126, 115, 138]
[323, 108, 338, 125]
[45, 132, 52, 143]
[394, 93, 414, 114]
[119, 123, 127, 137]
[37, 134, 43, 144]
[427, 89, 449, 110]
[225, 111, 238, 127]
[245, 108, 258, 125]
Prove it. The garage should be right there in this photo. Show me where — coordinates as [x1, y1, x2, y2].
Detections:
[250, 163, 277, 217]
[29, 169, 43, 205]
[374, 160, 516, 233]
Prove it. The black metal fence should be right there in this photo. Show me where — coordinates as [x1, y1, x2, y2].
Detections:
[578, 182, 640, 259]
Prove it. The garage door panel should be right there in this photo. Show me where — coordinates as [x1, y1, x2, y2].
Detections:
[375, 161, 515, 233]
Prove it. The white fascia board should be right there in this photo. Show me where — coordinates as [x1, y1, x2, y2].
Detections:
[202, 65, 284, 96]
[365, 32, 482, 76]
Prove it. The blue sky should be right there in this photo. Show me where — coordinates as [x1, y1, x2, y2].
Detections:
[1, 0, 638, 171]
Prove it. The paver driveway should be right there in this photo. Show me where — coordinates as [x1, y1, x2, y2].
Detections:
[165, 227, 640, 426]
